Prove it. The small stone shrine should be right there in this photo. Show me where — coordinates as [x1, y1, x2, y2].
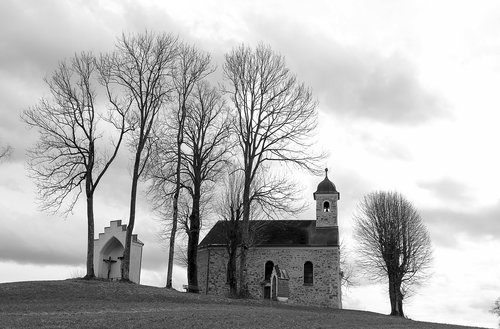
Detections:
[93, 220, 144, 283]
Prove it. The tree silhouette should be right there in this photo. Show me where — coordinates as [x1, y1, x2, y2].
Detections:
[223, 43, 323, 296]
[22, 52, 128, 278]
[354, 191, 432, 317]
[104, 31, 178, 281]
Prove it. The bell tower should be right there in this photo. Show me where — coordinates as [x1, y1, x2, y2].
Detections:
[313, 168, 340, 228]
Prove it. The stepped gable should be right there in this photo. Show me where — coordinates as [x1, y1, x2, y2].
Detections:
[96, 220, 143, 245]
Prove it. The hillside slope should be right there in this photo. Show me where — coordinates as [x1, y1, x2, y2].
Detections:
[0, 280, 488, 329]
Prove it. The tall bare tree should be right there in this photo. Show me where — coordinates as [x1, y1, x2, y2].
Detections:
[353, 191, 432, 317]
[166, 44, 213, 289]
[180, 81, 230, 292]
[22, 52, 128, 279]
[105, 32, 178, 281]
[145, 43, 212, 288]
[223, 43, 323, 296]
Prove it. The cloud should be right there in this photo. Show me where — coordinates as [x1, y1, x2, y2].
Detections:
[422, 202, 500, 247]
[241, 15, 447, 125]
[355, 54, 444, 123]
[355, 130, 413, 161]
[0, 0, 192, 156]
[0, 200, 87, 266]
[0, 0, 193, 273]
[0, 226, 82, 266]
[418, 177, 471, 204]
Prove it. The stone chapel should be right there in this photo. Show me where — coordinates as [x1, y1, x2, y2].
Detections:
[197, 170, 342, 308]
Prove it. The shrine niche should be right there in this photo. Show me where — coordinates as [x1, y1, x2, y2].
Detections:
[93, 220, 144, 283]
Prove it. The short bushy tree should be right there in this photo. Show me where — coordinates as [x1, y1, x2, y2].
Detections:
[354, 191, 432, 317]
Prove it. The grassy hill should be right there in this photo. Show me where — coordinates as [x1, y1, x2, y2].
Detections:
[0, 280, 487, 329]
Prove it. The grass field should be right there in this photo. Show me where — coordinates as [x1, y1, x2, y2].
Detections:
[0, 279, 487, 329]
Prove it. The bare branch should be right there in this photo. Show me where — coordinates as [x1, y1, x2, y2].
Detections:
[0, 143, 12, 161]
[339, 241, 357, 290]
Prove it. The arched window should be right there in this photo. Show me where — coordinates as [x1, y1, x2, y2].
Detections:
[323, 201, 330, 212]
[304, 261, 313, 285]
[264, 261, 274, 282]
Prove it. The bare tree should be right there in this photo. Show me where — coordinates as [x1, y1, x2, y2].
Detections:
[22, 52, 128, 279]
[145, 43, 213, 288]
[166, 44, 213, 289]
[223, 43, 324, 296]
[353, 191, 432, 317]
[105, 32, 178, 281]
[180, 81, 230, 292]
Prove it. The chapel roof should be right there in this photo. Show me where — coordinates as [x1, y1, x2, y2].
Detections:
[198, 220, 338, 249]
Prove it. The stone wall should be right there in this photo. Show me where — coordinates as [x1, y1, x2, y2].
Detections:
[197, 245, 341, 308]
[198, 247, 230, 296]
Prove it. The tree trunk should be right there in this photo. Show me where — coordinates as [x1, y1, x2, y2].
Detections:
[166, 205, 177, 288]
[227, 250, 237, 296]
[238, 175, 251, 297]
[397, 286, 405, 317]
[166, 151, 181, 289]
[166, 158, 181, 289]
[85, 187, 95, 279]
[121, 157, 141, 282]
[85, 194, 95, 279]
[225, 207, 240, 297]
[389, 277, 396, 315]
[388, 275, 404, 317]
[227, 220, 239, 297]
[167, 101, 186, 289]
[187, 188, 201, 292]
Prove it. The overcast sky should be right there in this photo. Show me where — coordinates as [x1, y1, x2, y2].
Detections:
[1, 0, 500, 327]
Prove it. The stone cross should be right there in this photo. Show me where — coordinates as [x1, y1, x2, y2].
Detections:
[103, 256, 117, 279]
